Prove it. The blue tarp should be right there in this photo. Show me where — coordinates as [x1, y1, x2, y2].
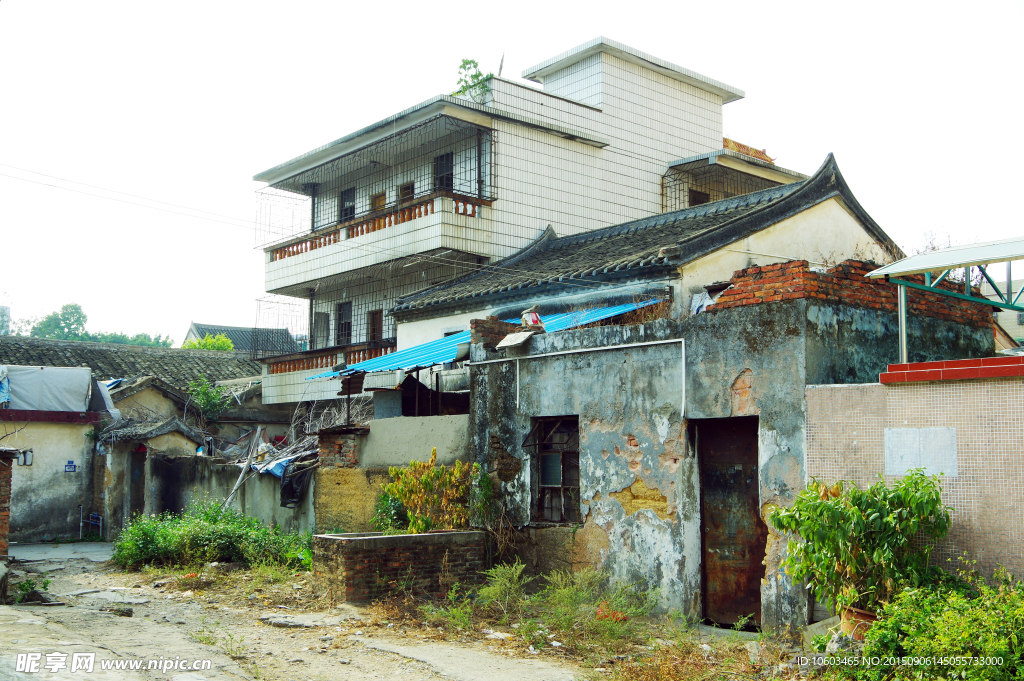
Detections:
[306, 298, 662, 380]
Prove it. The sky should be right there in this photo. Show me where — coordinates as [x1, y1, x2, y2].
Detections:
[1, 1, 1021, 344]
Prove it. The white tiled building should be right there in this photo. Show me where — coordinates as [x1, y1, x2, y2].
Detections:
[255, 38, 804, 404]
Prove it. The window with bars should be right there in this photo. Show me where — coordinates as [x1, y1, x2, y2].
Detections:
[335, 302, 352, 346]
[338, 188, 356, 222]
[434, 153, 454, 192]
[524, 417, 580, 523]
[399, 182, 415, 204]
[367, 309, 384, 342]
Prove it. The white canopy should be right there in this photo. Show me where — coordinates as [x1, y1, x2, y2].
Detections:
[869, 237, 1024, 278]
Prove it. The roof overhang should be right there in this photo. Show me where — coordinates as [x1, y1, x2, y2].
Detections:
[669, 149, 807, 185]
[254, 96, 608, 186]
[522, 37, 744, 104]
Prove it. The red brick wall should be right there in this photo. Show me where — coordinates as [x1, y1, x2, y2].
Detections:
[318, 432, 359, 468]
[312, 531, 486, 603]
[470, 317, 518, 349]
[709, 260, 994, 328]
[0, 454, 14, 557]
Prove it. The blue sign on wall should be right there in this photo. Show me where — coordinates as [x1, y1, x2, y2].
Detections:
[65, 460, 76, 473]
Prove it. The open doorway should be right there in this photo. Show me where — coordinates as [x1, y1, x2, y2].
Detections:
[691, 416, 767, 627]
[129, 446, 147, 518]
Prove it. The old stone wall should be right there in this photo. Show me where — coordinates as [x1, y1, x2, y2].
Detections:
[313, 467, 389, 534]
[312, 531, 486, 603]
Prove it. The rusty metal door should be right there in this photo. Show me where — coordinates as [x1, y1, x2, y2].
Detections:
[697, 416, 767, 626]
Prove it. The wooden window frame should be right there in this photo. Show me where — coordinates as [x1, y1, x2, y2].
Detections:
[338, 187, 356, 222]
[433, 153, 454, 192]
[370, 192, 386, 213]
[398, 182, 415, 205]
[335, 301, 352, 347]
[524, 416, 581, 523]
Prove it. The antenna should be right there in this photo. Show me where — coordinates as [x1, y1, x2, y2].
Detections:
[498, 52, 504, 78]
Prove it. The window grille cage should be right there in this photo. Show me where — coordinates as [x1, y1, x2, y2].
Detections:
[662, 163, 782, 212]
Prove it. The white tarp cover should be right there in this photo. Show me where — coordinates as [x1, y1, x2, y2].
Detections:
[4, 365, 92, 412]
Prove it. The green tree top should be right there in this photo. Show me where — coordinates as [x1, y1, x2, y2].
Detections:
[453, 59, 493, 103]
[182, 333, 234, 351]
[15, 303, 172, 346]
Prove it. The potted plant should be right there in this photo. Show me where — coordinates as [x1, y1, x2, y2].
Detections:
[770, 469, 951, 640]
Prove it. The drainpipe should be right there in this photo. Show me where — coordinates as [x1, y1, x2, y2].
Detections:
[308, 289, 315, 351]
[476, 130, 484, 199]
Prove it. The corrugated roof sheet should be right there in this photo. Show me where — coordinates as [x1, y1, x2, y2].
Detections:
[307, 298, 662, 380]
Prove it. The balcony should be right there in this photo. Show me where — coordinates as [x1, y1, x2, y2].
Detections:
[264, 194, 493, 295]
[261, 340, 397, 405]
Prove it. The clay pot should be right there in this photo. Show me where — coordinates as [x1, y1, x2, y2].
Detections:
[840, 606, 878, 641]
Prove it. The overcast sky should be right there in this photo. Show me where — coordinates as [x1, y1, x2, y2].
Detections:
[2, 1, 1021, 344]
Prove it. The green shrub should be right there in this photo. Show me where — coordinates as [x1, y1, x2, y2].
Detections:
[770, 469, 951, 612]
[854, 566, 1024, 680]
[384, 447, 478, 533]
[371, 491, 408, 534]
[477, 559, 533, 623]
[533, 568, 659, 654]
[112, 501, 311, 569]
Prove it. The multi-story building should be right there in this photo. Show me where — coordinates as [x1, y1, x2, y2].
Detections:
[254, 37, 805, 404]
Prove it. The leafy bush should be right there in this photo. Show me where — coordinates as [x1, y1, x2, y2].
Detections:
[112, 501, 311, 569]
[186, 374, 231, 424]
[477, 559, 533, 623]
[371, 492, 408, 534]
[384, 447, 479, 533]
[770, 469, 951, 612]
[182, 333, 234, 351]
[855, 565, 1024, 680]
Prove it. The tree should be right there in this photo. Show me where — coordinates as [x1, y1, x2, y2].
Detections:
[10, 303, 173, 346]
[453, 59, 493, 104]
[186, 374, 231, 428]
[31, 303, 88, 340]
[181, 333, 234, 352]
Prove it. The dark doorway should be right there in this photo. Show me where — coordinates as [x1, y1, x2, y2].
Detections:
[129, 448, 147, 518]
[693, 416, 767, 626]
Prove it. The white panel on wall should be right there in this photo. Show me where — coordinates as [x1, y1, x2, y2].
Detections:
[884, 427, 958, 477]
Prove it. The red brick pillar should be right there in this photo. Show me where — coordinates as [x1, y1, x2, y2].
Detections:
[0, 451, 16, 558]
[470, 316, 518, 350]
[317, 431, 360, 468]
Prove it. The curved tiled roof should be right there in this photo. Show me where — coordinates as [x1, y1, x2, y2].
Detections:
[189, 323, 297, 354]
[392, 154, 898, 316]
[0, 336, 262, 389]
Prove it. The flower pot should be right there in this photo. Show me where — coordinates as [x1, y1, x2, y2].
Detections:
[840, 606, 877, 641]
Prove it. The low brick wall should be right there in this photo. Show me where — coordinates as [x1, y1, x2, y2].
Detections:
[317, 427, 365, 468]
[710, 259, 994, 328]
[470, 317, 518, 349]
[312, 531, 486, 603]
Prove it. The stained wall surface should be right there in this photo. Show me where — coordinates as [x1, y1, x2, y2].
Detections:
[806, 380, 1024, 580]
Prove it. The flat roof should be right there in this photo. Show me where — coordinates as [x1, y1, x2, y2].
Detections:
[522, 37, 744, 104]
[669, 148, 808, 180]
[869, 236, 1024, 277]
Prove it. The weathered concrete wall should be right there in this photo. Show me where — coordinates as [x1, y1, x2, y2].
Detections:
[358, 414, 470, 468]
[113, 386, 178, 421]
[148, 454, 314, 534]
[313, 467, 389, 533]
[7, 422, 96, 542]
[0, 452, 16, 556]
[473, 319, 695, 615]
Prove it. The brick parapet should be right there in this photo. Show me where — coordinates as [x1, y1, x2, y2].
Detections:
[708, 259, 994, 328]
[318, 432, 359, 468]
[312, 531, 487, 604]
[470, 317, 518, 349]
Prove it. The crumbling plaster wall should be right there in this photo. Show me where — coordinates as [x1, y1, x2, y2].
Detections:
[471, 304, 815, 628]
[8, 422, 96, 543]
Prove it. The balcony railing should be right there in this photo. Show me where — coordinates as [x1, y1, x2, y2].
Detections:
[266, 340, 397, 375]
[269, 193, 490, 263]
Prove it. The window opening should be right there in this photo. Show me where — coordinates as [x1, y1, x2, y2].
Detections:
[335, 302, 352, 346]
[367, 309, 384, 342]
[338, 188, 356, 222]
[370, 192, 386, 212]
[434, 153, 454, 192]
[688, 188, 710, 207]
[399, 182, 415, 204]
[524, 416, 580, 523]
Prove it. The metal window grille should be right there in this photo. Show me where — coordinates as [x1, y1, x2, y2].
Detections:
[663, 163, 781, 213]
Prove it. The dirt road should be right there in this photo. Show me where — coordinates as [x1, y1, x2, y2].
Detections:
[0, 544, 578, 681]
